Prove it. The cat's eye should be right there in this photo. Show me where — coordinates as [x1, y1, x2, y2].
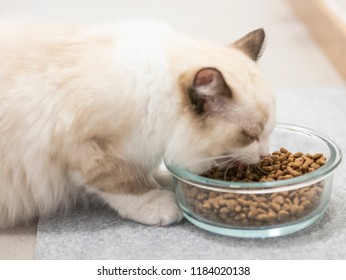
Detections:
[241, 130, 259, 144]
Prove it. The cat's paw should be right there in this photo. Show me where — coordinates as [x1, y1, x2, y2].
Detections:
[134, 189, 183, 226]
[100, 189, 183, 226]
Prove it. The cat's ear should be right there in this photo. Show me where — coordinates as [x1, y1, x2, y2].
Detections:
[232, 29, 265, 61]
[188, 68, 231, 114]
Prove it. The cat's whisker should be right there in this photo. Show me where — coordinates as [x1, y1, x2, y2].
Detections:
[254, 163, 269, 175]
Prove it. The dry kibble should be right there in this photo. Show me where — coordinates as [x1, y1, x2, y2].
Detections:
[255, 196, 267, 203]
[238, 198, 252, 207]
[184, 148, 325, 227]
[281, 203, 291, 212]
[287, 166, 301, 177]
[270, 202, 281, 212]
[209, 191, 217, 198]
[296, 206, 304, 216]
[294, 152, 303, 158]
[277, 210, 290, 222]
[289, 204, 299, 215]
[203, 201, 212, 210]
[226, 199, 237, 210]
[219, 207, 230, 214]
[196, 192, 208, 200]
[316, 157, 326, 165]
[272, 195, 285, 205]
[247, 211, 257, 219]
[210, 198, 220, 209]
[301, 200, 313, 209]
[259, 202, 270, 209]
[267, 209, 277, 221]
[305, 190, 317, 201]
[256, 213, 268, 221]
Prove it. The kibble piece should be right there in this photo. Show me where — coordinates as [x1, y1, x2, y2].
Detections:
[305, 190, 317, 201]
[226, 199, 237, 210]
[237, 198, 252, 207]
[258, 202, 270, 209]
[301, 200, 313, 209]
[248, 211, 257, 219]
[294, 152, 303, 158]
[235, 213, 247, 221]
[316, 157, 326, 165]
[219, 207, 230, 214]
[267, 209, 277, 221]
[314, 186, 324, 194]
[274, 170, 284, 179]
[219, 199, 227, 207]
[255, 196, 267, 203]
[298, 187, 308, 195]
[287, 166, 301, 177]
[279, 154, 287, 162]
[272, 195, 284, 205]
[209, 198, 220, 209]
[281, 203, 291, 211]
[294, 157, 304, 168]
[256, 213, 268, 221]
[281, 191, 289, 197]
[296, 205, 304, 216]
[277, 210, 290, 222]
[270, 202, 281, 212]
[302, 156, 314, 171]
[308, 153, 323, 159]
[289, 204, 299, 216]
[203, 201, 212, 210]
[196, 192, 208, 200]
[223, 193, 235, 199]
[209, 191, 217, 198]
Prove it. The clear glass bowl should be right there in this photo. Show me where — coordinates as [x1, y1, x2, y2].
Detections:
[164, 123, 342, 238]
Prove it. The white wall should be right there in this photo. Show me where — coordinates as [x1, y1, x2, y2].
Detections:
[0, 0, 344, 89]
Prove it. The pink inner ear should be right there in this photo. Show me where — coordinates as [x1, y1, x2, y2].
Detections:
[194, 68, 219, 87]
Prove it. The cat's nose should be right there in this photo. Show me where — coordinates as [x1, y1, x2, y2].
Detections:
[260, 154, 271, 160]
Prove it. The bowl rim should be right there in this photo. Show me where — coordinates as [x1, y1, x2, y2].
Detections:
[164, 123, 342, 192]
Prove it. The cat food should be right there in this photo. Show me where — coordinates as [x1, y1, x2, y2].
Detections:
[183, 148, 326, 227]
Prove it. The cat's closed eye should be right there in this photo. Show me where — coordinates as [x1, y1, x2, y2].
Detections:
[241, 129, 260, 145]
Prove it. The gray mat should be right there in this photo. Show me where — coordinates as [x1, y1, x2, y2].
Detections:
[36, 87, 346, 259]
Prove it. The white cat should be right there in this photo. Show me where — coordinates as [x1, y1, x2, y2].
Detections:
[0, 20, 275, 229]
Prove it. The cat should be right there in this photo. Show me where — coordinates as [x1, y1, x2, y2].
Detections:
[0, 20, 275, 229]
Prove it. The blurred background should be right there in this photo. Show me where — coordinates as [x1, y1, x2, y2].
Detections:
[0, 0, 345, 89]
[0, 0, 345, 259]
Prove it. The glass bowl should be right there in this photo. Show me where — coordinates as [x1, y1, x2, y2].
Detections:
[164, 123, 342, 238]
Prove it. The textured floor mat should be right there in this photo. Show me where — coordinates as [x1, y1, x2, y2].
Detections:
[35, 88, 346, 259]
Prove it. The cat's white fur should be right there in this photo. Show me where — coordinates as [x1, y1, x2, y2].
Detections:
[0, 20, 275, 229]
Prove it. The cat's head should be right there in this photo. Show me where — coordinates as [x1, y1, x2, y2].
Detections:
[165, 29, 275, 166]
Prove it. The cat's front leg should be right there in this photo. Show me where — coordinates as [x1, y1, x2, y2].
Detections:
[73, 153, 182, 226]
[98, 188, 183, 226]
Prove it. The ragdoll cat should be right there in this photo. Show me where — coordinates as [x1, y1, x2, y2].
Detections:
[0, 20, 275, 229]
